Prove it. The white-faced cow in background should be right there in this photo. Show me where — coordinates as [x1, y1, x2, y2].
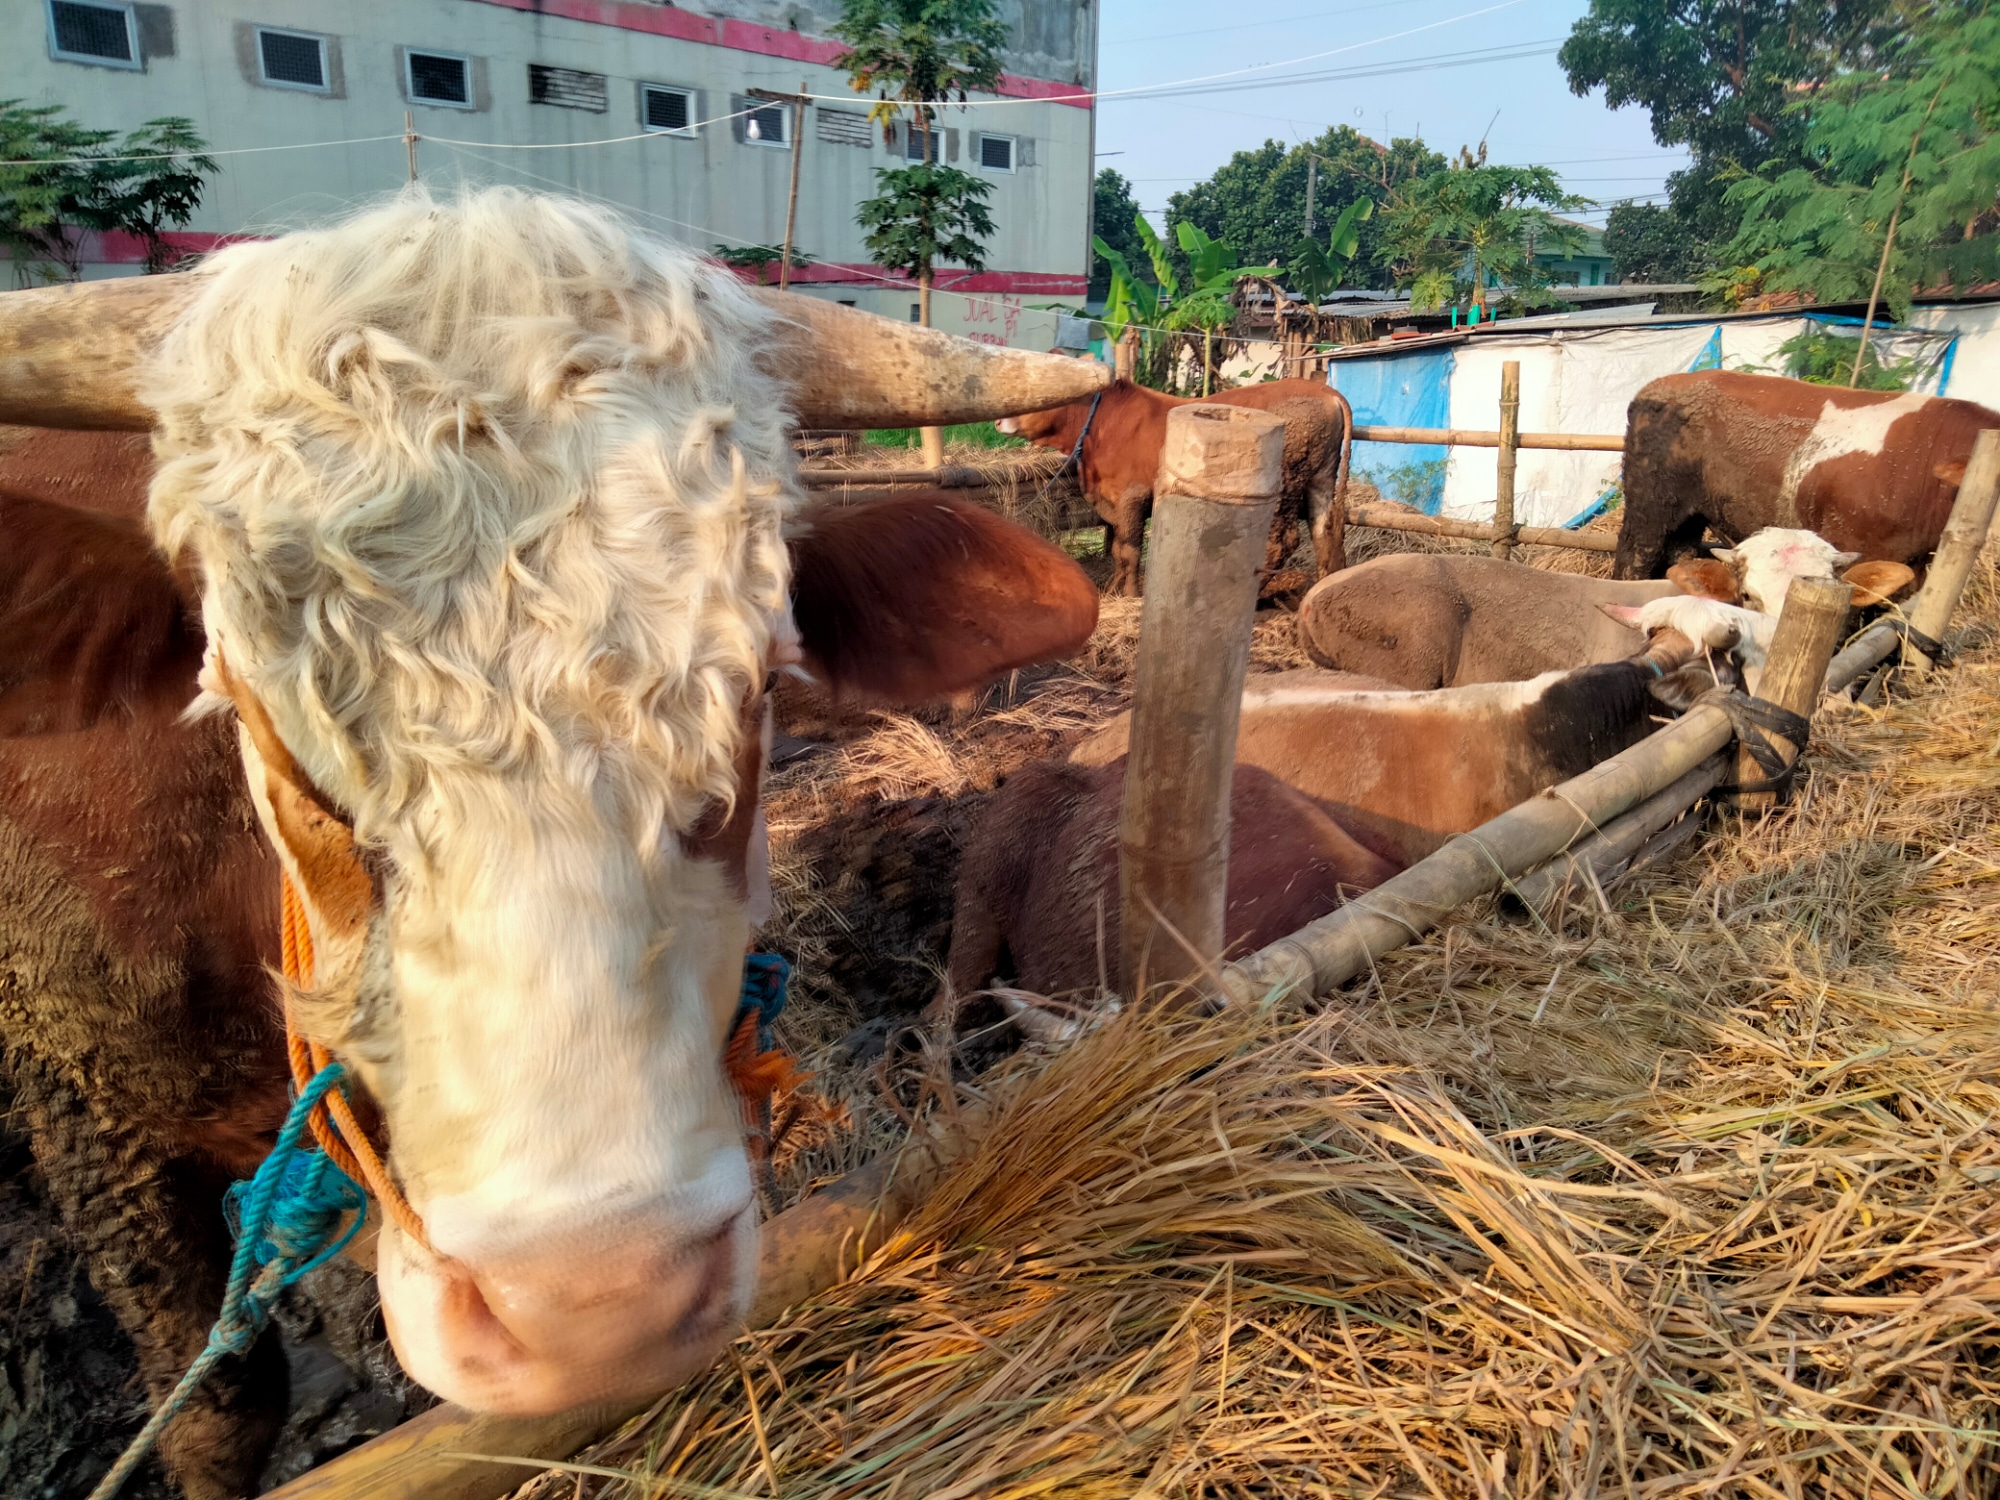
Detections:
[0, 189, 1105, 1497]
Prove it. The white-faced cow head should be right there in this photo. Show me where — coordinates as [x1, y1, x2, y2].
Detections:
[0, 189, 1105, 1414]
[1710, 527, 1860, 615]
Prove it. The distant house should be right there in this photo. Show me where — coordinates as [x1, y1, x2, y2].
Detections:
[1534, 217, 1617, 288]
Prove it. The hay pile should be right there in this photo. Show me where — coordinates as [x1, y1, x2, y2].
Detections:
[509, 543, 2000, 1498]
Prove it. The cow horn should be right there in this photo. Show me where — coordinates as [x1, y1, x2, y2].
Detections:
[0, 276, 1109, 433]
[750, 287, 1108, 428]
[0, 275, 191, 429]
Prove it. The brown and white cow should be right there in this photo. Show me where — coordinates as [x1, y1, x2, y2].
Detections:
[943, 626, 1728, 1001]
[1612, 370, 2000, 578]
[997, 377, 1355, 597]
[0, 189, 1106, 1496]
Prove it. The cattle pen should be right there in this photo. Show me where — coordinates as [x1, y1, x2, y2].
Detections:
[265, 426, 2000, 1500]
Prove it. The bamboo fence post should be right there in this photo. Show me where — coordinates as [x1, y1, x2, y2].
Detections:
[1824, 428, 2000, 693]
[1492, 360, 1520, 559]
[1115, 325, 1138, 382]
[1118, 405, 1284, 996]
[779, 82, 806, 293]
[1730, 576, 1852, 814]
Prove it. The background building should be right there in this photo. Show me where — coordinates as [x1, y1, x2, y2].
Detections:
[6, 0, 1098, 347]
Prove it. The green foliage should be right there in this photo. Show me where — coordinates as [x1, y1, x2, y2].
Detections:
[830, 0, 1006, 141]
[1287, 197, 1374, 302]
[1090, 169, 1153, 297]
[712, 243, 816, 284]
[866, 420, 1024, 448]
[1603, 200, 1713, 282]
[1755, 324, 1938, 391]
[1163, 220, 1264, 332]
[1725, 7, 2000, 317]
[1559, 1, 1900, 167]
[0, 103, 216, 279]
[1165, 128, 1444, 288]
[856, 162, 995, 282]
[1382, 150, 1591, 313]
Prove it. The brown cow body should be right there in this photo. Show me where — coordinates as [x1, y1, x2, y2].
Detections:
[1000, 378, 1353, 597]
[942, 758, 1398, 998]
[1612, 371, 2000, 577]
[1, 483, 1095, 1495]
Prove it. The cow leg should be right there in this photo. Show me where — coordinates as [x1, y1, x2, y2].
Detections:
[14, 1062, 286, 1500]
[1309, 465, 1347, 575]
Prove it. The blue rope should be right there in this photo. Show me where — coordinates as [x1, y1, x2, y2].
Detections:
[88, 1063, 366, 1500]
[739, 951, 791, 1052]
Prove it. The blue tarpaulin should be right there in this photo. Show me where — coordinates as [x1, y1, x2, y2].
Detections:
[1329, 347, 1454, 515]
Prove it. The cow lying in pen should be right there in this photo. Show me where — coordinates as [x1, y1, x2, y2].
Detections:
[1295, 528, 1905, 690]
[0, 190, 1105, 1497]
[940, 619, 1740, 1002]
[996, 377, 1355, 597]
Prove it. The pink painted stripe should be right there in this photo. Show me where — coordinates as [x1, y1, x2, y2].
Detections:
[731, 263, 1085, 295]
[464, 0, 1092, 108]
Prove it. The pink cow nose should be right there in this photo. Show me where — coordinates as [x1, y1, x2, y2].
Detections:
[377, 1207, 755, 1414]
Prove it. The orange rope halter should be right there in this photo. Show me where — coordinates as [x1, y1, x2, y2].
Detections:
[279, 873, 430, 1250]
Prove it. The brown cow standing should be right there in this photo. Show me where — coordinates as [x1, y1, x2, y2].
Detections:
[998, 378, 1354, 597]
[1612, 371, 2000, 578]
[1, 480, 1096, 1496]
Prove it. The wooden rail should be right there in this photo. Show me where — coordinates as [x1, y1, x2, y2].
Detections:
[1344, 501, 1617, 552]
[798, 458, 1065, 490]
[1351, 424, 1624, 452]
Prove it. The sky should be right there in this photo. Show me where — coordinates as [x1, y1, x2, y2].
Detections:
[1092, 0, 1691, 229]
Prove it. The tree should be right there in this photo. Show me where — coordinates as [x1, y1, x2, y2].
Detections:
[856, 162, 997, 317]
[1166, 127, 1443, 289]
[1381, 148, 1591, 314]
[712, 243, 816, 285]
[0, 103, 217, 281]
[1090, 168, 1152, 298]
[1287, 197, 1374, 302]
[1603, 199, 1712, 282]
[1560, 1, 1903, 281]
[832, 0, 1007, 193]
[1724, 6, 2000, 318]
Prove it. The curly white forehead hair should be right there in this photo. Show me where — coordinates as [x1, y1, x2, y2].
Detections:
[145, 187, 800, 859]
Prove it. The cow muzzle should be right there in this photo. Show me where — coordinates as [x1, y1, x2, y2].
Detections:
[376, 1205, 757, 1413]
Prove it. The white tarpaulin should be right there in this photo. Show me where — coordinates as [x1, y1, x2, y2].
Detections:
[1438, 325, 1715, 527]
[1909, 302, 2000, 408]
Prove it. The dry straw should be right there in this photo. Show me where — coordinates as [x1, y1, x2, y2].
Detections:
[512, 549, 1998, 1500]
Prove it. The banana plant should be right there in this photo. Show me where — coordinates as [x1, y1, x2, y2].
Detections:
[1287, 197, 1373, 303]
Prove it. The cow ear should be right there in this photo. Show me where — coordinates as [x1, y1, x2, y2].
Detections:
[1934, 459, 1967, 487]
[788, 494, 1099, 704]
[1666, 558, 1739, 603]
[1710, 548, 1739, 567]
[1841, 560, 1917, 607]
[1598, 603, 1646, 628]
[214, 654, 374, 966]
[1831, 550, 1863, 570]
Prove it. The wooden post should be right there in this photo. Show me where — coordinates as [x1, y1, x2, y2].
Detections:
[779, 82, 806, 293]
[1115, 324, 1138, 382]
[1492, 359, 1520, 559]
[1118, 405, 1284, 996]
[1824, 428, 2000, 692]
[1901, 427, 1999, 677]
[404, 112, 418, 185]
[1730, 576, 1853, 814]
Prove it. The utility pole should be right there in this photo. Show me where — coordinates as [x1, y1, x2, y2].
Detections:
[404, 111, 418, 184]
[780, 81, 807, 292]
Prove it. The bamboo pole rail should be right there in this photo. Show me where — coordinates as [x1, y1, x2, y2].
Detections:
[798, 457, 1066, 490]
[1505, 755, 1726, 919]
[1492, 361, 1521, 559]
[1344, 501, 1617, 552]
[1350, 425, 1624, 451]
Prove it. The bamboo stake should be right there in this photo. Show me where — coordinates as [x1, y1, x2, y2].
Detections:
[1344, 501, 1616, 552]
[1492, 360, 1520, 560]
[1729, 576, 1850, 813]
[1217, 581, 1850, 1006]
[1824, 428, 2000, 691]
[1119, 405, 1284, 995]
[779, 82, 806, 293]
[1350, 426, 1624, 451]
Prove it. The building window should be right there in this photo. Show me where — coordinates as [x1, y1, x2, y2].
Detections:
[903, 123, 939, 162]
[909, 303, 920, 322]
[257, 28, 329, 91]
[47, 0, 139, 68]
[744, 101, 788, 147]
[642, 84, 694, 134]
[816, 107, 871, 148]
[406, 50, 472, 107]
[977, 133, 1015, 172]
[529, 64, 607, 112]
